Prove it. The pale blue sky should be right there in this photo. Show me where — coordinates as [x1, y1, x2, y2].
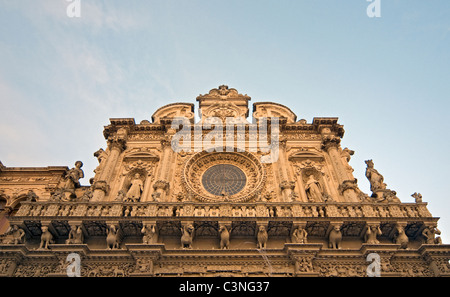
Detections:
[0, 0, 449, 243]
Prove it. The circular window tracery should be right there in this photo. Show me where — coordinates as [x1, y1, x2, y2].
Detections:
[202, 164, 247, 196]
[182, 151, 266, 202]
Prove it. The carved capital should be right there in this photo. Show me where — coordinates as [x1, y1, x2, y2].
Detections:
[153, 180, 169, 191]
[338, 179, 359, 195]
[280, 180, 296, 191]
[93, 180, 109, 194]
[321, 135, 341, 152]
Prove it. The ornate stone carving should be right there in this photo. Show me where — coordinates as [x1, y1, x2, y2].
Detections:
[256, 225, 268, 249]
[328, 224, 342, 249]
[141, 224, 158, 244]
[180, 224, 194, 249]
[218, 225, 230, 249]
[305, 175, 324, 202]
[291, 226, 308, 243]
[422, 225, 442, 245]
[182, 151, 265, 203]
[412, 192, 423, 203]
[60, 161, 84, 201]
[106, 224, 121, 249]
[364, 224, 382, 244]
[0, 225, 26, 244]
[38, 226, 54, 249]
[394, 224, 409, 249]
[125, 173, 144, 202]
[65, 224, 84, 244]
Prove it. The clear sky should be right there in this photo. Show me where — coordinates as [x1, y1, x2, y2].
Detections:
[0, 0, 449, 243]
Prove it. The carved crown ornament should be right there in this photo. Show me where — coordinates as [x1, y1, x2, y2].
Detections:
[196, 85, 250, 101]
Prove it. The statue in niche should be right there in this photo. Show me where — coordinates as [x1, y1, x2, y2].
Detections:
[291, 226, 308, 244]
[126, 173, 144, 202]
[62, 161, 84, 196]
[365, 160, 386, 192]
[305, 174, 323, 202]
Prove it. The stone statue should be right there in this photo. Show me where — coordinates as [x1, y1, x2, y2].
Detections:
[180, 224, 194, 249]
[394, 225, 408, 249]
[141, 224, 158, 244]
[305, 174, 323, 202]
[115, 190, 126, 201]
[219, 225, 230, 249]
[422, 226, 442, 245]
[412, 192, 423, 203]
[365, 160, 386, 192]
[257, 225, 268, 249]
[291, 226, 308, 244]
[66, 225, 84, 244]
[106, 225, 121, 250]
[39, 226, 54, 249]
[25, 190, 38, 202]
[341, 147, 354, 163]
[63, 161, 84, 193]
[0, 225, 25, 244]
[328, 225, 342, 249]
[364, 225, 382, 244]
[126, 173, 144, 202]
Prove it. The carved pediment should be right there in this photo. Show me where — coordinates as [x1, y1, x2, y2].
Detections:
[123, 148, 160, 162]
[288, 149, 324, 162]
[151, 103, 195, 124]
[252, 102, 297, 124]
[197, 85, 250, 120]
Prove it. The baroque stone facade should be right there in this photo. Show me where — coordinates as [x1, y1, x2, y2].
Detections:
[0, 85, 449, 277]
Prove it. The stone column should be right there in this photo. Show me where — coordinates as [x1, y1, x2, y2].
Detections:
[151, 137, 172, 201]
[321, 135, 359, 202]
[277, 138, 297, 202]
[92, 129, 127, 201]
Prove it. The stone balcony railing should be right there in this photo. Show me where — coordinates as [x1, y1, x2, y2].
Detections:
[13, 200, 434, 220]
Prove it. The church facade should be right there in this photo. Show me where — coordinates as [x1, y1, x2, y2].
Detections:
[0, 85, 449, 277]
